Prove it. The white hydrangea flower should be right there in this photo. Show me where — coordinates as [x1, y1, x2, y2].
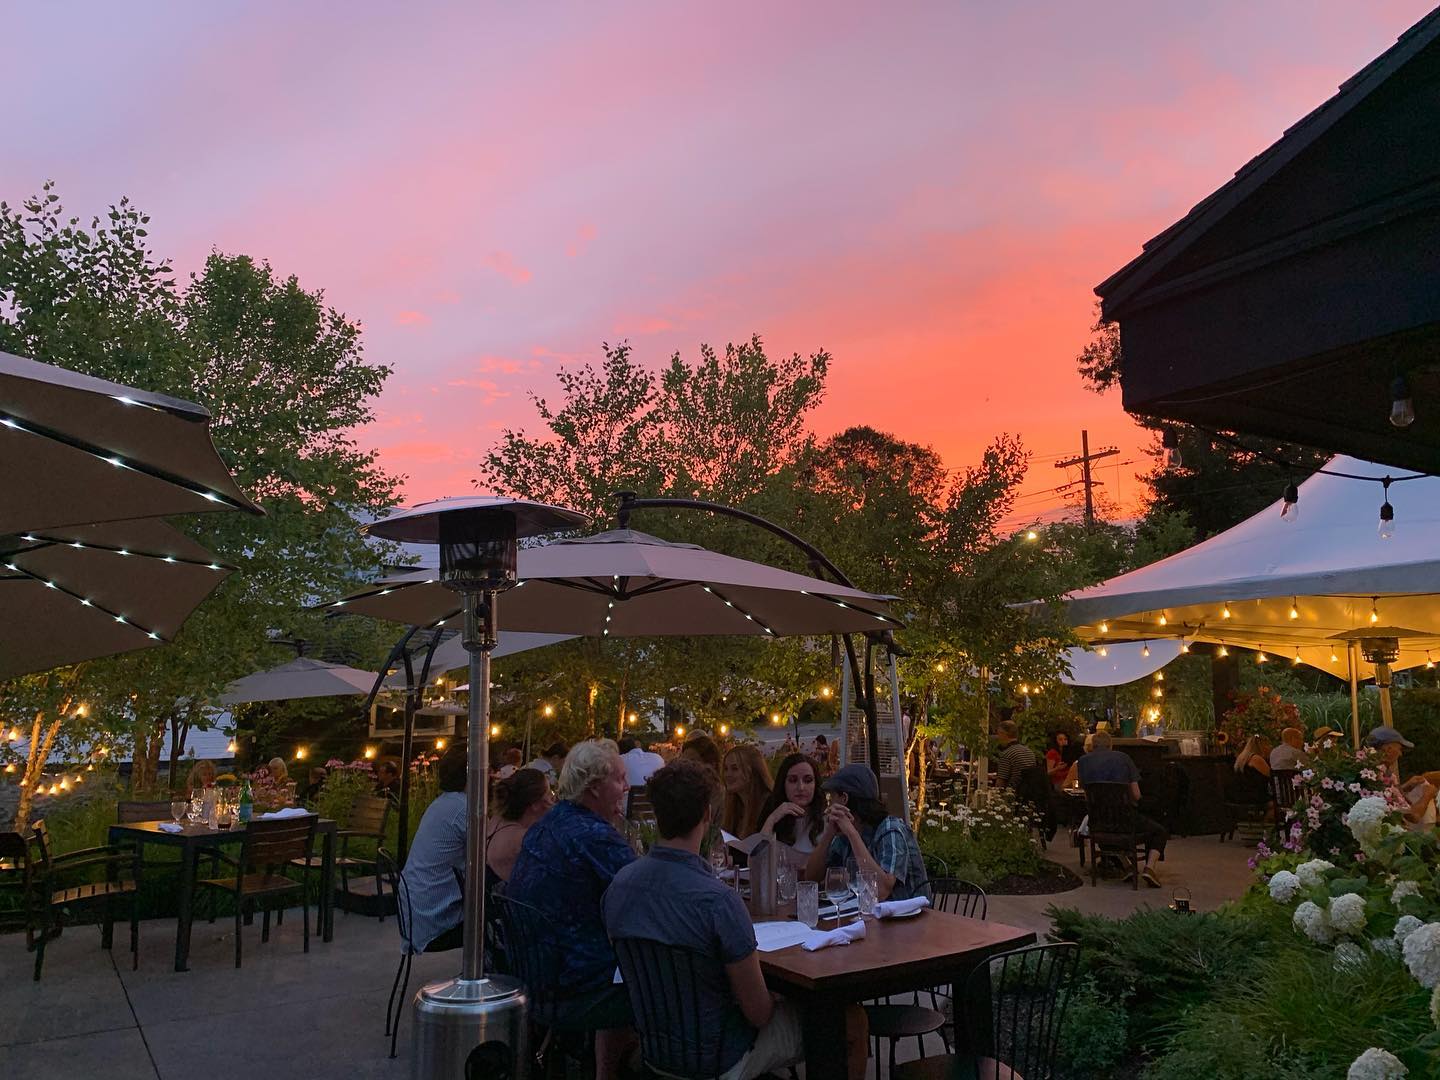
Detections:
[1372, 935, 1400, 958]
[1296, 859, 1335, 888]
[1396, 915, 1426, 946]
[1404, 923, 1440, 989]
[1330, 893, 1367, 935]
[1392, 880, 1422, 905]
[1348, 796, 1389, 843]
[1294, 901, 1335, 944]
[1269, 870, 1301, 903]
[1347, 1047, 1408, 1079]
[1334, 941, 1366, 972]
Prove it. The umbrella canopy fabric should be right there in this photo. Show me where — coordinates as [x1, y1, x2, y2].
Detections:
[1044, 456, 1440, 678]
[1061, 640, 1182, 688]
[218, 657, 381, 705]
[381, 632, 576, 690]
[324, 528, 901, 637]
[0, 519, 233, 679]
[0, 350, 260, 532]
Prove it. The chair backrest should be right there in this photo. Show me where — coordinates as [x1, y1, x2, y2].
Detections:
[1084, 783, 1138, 838]
[117, 800, 174, 824]
[28, 820, 54, 873]
[1015, 762, 1053, 817]
[347, 793, 391, 836]
[627, 786, 654, 822]
[495, 892, 568, 1016]
[930, 876, 987, 919]
[964, 942, 1080, 1080]
[240, 815, 317, 873]
[1271, 769, 1300, 812]
[613, 937, 737, 1080]
[922, 851, 951, 881]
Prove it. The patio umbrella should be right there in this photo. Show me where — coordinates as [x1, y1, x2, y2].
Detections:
[325, 527, 902, 636]
[217, 656, 381, 705]
[0, 518, 234, 679]
[380, 631, 576, 690]
[0, 350, 261, 532]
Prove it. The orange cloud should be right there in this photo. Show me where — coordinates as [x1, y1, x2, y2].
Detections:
[567, 223, 597, 258]
[482, 251, 532, 284]
[395, 310, 430, 326]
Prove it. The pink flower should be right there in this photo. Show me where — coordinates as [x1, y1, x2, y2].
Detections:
[1361, 769, 1377, 780]
[1349, 783, 1363, 794]
[1321, 778, 1334, 789]
[1355, 852, 1367, 862]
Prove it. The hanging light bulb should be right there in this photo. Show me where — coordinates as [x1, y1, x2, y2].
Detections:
[1222, 604, 1231, 619]
[1257, 652, 1268, 664]
[1161, 427, 1183, 469]
[1097, 646, 1108, 657]
[1154, 671, 1164, 681]
[1280, 480, 1300, 524]
[1152, 686, 1163, 698]
[1158, 613, 1168, 626]
[1099, 621, 1109, 635]
[226, 738, 237, 754]
[1379, 479, 1396, 540]
[1218, 643, 1229, 657]
[1289, 598, 1299, 620]
[1181, 640, 1190, 653]
[1142, 642, 1150, 657]
[1293, 649, 1302, 665]
[1331, 650, 1340, 664]
[1427, 651, 1435, 670]
[1371, 598, 1381, 624]
[1391, 374, 1416, 428]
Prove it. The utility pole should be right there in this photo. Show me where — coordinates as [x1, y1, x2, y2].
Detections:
[1054, 429, 1118, 527]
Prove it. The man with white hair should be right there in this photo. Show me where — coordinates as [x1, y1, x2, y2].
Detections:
[507, 738, 636, 1080]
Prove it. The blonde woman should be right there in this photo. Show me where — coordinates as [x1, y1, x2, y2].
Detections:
[720, 743, 773, 837]
[267, 757, 290, 784]
[185, 759, 217, 796]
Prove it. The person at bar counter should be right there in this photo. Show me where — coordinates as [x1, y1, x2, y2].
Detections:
[803, 764, 930, 901]
[399, 745, 468, 953]
[1077, 731, 1168, 887]
[604, 759, 869, 1080]
[507, 739, 636, 1080]
[1269, 726, 1312, 771]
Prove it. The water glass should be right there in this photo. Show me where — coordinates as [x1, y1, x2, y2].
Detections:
[187, 795, 204, 823]
[170, 800, 187, 825]
[857, 869, 879, 917]
[776, 861, 797, 903]
[796, 880, 819, 929]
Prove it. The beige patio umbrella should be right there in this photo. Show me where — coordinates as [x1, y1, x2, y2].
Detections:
[0, 351, 261, 532]
[0, 519, 234, 679]
[217, 656, 381, 705]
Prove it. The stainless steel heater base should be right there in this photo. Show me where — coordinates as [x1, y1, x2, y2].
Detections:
[411, 974, 528, 1080]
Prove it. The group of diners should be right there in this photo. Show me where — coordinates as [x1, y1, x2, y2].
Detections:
[400, 734, 927, 1079]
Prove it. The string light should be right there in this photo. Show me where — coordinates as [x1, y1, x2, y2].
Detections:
[542, 704, 555, 718]
[1391, 374, 1416, 428]
[1379, 479, 1396, 540]
[1024, 530, 1039, 541]
[933, 662, 946, 673]
[1293, 650, 1302, 665]
[295, 746, 308, 760]
[1371, 598, 1381, 624]
[1019, 684, 1030, 695]
[1152, 686, 1163, 698]
[1142, 642, 1150, 657]
[674, 725, 686, 739]
[1280, 480, 1300, 524]
[770, 712, 783, 725]
[1181, 640, 1190, 653]
[1289, 599, 1299, 620]
[1158, 613, 1168, 626]
[1257, 652, 1268, 664]
[1331, 650, 1340, 664]
[1217, 643, 1229, 657]
[719, 723, 730, 737]
[819, 686, 833, 699]
[364, 746, 377, 760]
[1099, 621, 1109, 635]
[628, 712, 638, 725]
[1428, 652, 1435, 670]
[1097, 646, 1108, 657]
[488, 725, 501, 738]
[1222, 604, 1231, 619]
[226, 738, 237, 753]
[1154, 671, 1164, 681]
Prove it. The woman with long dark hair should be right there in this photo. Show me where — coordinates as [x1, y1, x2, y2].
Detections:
[756, 753, 825, 865]
[486, 767, 556, 881]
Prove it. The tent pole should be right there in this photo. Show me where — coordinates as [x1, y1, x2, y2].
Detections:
[1349, 640, 1361, 749]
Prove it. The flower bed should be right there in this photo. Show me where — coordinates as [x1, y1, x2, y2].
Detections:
[917, 787, 1044, 887]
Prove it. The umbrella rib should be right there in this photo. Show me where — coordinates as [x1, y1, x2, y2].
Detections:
[0, 409, 256, 515]
[545, 578, 620, 597]
[1, 533, 234, 572]
[0, 560, 166, 642]
[797, 588, 903, 627]
[701, 585, 777, 637]
[323, 577, 436, 609]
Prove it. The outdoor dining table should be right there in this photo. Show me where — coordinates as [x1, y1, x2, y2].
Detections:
[757, 907, 1036, 1076]
[107, 816, 339, 972]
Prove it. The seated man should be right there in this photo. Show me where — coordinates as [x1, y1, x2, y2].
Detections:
[1269, 726, 1312, 771]
[1077, 731, 1168, 887]
[400, 745, 467, 953]
[803, 764, 930, 901]
[604, 759, 868, 1080]
[992, 719, 1038, 792]
[507, 739, 636, 1080]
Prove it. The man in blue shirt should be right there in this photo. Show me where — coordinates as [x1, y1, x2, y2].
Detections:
[1076, 731, 1168, 886]
[604, 759, 867, 1080]
[508, 739, 636, 1080]
[804, 764, 930, 903]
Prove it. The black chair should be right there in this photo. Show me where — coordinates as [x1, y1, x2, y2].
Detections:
[1083, 783, 1147, 889]
[613, 936, 744, 1079]
[290, 792, 391, 923]
[0, 820, 141, 981]
[195, 814, 317, 968]
[922, 852, 951, 881]
[1015, 763, 1055, 848]
[1270, 768, 1301, 815]
[496, 892, 597, 1078]
[381, 848, 464, 1059]
[894, 942, 1081, 1080]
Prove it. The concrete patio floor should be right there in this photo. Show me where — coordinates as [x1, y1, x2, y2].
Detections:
[2, 835, 1255, 1080]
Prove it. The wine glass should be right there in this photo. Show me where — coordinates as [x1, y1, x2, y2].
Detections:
[824, 867, 851, 922]
[170, 800, 187, 825]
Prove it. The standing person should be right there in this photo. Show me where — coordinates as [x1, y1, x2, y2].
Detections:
[507, 740, 636, 1080]
[619, 736, 666, 788]
[1077, 731, 1168, 886]
[720, 744, 773, 837]
[604, 759, 869, 1080]
[993, 720, 1038, 791]
[804, 764, 930, 902]
[524, 741, 569, 780]
[810, 734, 829, 760]
[1269, 727, 1312, 771]
[755, 753, 825, 867]
[400, 745, 468, 953]
[485, 768, 555, 882]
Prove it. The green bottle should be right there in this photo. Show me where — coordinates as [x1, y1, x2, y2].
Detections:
[238, 779, 254, 823]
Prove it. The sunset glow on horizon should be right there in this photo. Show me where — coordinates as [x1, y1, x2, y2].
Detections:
[5, 1, 1431, 525]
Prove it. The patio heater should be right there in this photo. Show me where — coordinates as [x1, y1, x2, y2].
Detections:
[364, 497, 586, 1080]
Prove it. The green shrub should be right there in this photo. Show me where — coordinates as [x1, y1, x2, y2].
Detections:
[1055, 973, 1129, 1077]
[918, 788, 1041, 885]
[1392, 687, 1440, 775]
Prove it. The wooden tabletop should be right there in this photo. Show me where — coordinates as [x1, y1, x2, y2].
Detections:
[110, 816, 334, 839]
[758, 908, 1035, 996]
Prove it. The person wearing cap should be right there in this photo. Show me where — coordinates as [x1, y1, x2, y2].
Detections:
[1368, 725, 1438, 830]
[1311, 726, 1343, 751]
[802, 764, 930, 902]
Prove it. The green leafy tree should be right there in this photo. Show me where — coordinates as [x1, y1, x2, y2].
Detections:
[0, 184, 399, 819]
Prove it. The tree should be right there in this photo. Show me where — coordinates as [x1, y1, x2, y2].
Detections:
[0, 184, 399, 822]
[1075, 301, 1326, 538]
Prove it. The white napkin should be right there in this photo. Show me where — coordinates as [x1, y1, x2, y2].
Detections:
[158, 822, 184, 834]
[753, 921, 814, 953]
[258, 807, 309, 819]
[875, 896, 931, 919]
[801, 919, 867, 951]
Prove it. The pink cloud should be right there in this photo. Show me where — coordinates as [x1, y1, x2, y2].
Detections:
[395, 310, 430, 326]
[482, 251, 532, 284]
[613, 315, 674, 335]
[434, 289, 461, 304]
[566, 223, 597, 258]
[445, 376, 512, 404]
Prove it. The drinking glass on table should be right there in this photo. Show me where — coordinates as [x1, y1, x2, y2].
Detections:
[856, 869, 879, 917]
[824, 866, 852, 921]
[187, 794, 204, 823]
[170, 800, 188, 826]
[796, 880, 819, 929]
[776, 861, 797, 903]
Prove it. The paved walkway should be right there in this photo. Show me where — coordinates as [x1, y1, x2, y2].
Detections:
[2, 836, 1256, 1079]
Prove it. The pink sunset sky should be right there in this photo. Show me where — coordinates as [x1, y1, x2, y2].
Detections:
[4, 1, 1432, 523]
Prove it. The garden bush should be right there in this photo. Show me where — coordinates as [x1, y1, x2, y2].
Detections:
[917, 787, 1041, 885]
[1054, 973, 1128, 1077]
[1392, 687, 1440, 776]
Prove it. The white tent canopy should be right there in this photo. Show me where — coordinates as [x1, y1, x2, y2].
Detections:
[1061, 640, 1182, 687]
[1050, 456, 1440, 680]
